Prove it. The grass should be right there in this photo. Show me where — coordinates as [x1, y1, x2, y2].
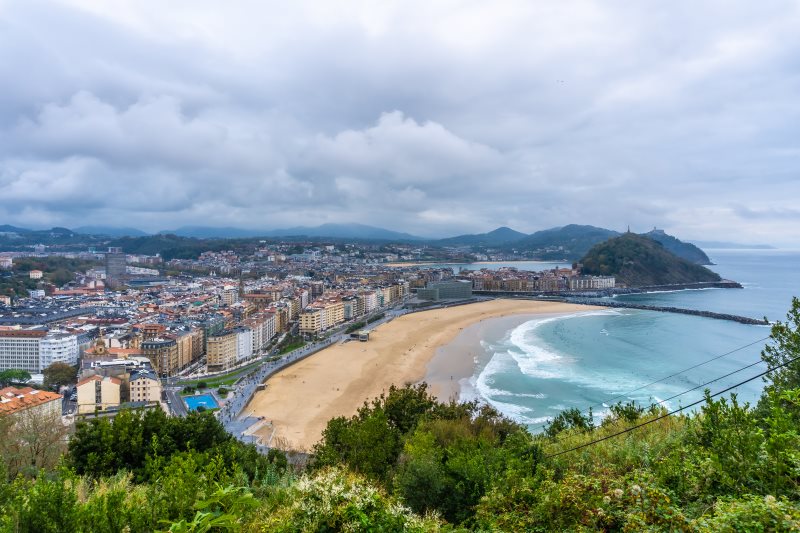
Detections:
[278, 337, 306, 355]
[177, 359, 263, 388]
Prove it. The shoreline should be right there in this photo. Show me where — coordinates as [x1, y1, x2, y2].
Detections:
[424, 312, 569, 402]
[246, 299, 600, 451]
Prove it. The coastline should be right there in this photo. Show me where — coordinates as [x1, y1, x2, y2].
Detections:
[246, 299, 600, 451]
[424, 312, 568, 402]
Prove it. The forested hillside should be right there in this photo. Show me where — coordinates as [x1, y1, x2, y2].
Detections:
[581, 233, 721, 287]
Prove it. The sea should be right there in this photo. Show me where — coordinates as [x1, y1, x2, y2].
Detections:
[434, 250, 798, 431]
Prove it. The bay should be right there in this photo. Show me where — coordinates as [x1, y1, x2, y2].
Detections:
[464, 249, 798, 431]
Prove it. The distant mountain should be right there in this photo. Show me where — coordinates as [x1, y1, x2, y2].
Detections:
[580, 233, 721, 287]
[643, 229, 712, 264]
[161, 226, 266, 238]
[690, 240, 776, 250]
[435, 226, 528, 246]
[0, 225, 32, 234]
[74, 226, 150, 237]
[163, 223, 425, 241]
[508, 224, 621, 259]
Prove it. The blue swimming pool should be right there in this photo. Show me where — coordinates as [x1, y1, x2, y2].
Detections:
[184, 393, 219, 411]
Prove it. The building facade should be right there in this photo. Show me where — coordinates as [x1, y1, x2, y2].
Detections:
[129, 370, 161, 404]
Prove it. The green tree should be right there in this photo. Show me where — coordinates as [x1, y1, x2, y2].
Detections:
[0, 369, 32, 386]
[42, 362, 77, 388]
[760, 296, 800, 397]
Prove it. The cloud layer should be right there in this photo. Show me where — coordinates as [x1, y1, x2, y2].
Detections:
[1, 0, 799, 244]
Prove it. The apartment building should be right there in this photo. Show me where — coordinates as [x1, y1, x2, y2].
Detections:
[76, 375, 122, 414]
[0, 329, 79, 373]
[207, 330, 237, 372]
[299, 307, 323, 335]
[220, 286, 240, 306]
[235, 327, 253, 362]
[129, 370, 161, 404]
[141, 338, 178, 377]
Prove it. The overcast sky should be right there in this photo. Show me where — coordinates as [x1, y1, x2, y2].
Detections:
[1, 1, 798, 244]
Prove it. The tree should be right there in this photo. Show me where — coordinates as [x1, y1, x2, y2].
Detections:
[760, 296, 800, 398]
[0, 369, 32, 386]
[0, 409, 68, 480]
[43, 362, 76, 389]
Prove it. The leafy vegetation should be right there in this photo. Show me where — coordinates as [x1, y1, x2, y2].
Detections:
[345, 321, 366, 333]
[278, 335, 305, 354]
[0, 256, 100, 298]
[581, 233, 722, 287]
[0, 369, 31, 386]
[0, 299, 799, 531]
[42, 362, 77, 389]
[644, 228, 712, 265]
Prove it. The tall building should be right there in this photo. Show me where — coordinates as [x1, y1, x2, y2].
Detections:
[207, 330, 237, 372]
[141, 338, 178, 377]
[0, 330, 78, 373]
[39, 333, 79, 369]
[105, 247, 127, 289]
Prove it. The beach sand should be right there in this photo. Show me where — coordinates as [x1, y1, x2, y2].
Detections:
[424, 312, 572, 402]
[248, 299, 598, 451]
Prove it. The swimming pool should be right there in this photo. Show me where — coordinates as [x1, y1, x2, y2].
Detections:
[184, 393, 219, 411]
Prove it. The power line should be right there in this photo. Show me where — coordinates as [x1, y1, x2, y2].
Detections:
[544, 353, 799, 459]
[535, 335, 770, 431]
[655, 358, 765, 407]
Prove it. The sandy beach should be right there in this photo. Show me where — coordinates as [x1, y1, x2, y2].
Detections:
[247, 299, 599, 451]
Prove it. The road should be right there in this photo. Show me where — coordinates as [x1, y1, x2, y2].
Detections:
[169, 303, 416, 449]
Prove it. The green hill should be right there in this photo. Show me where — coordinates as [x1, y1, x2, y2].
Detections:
[508, 224, 621, 258]
[580, 233, 721, 287]
[644, 228, 712, 264]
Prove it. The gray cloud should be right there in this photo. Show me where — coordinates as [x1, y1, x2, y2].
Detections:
[0, 0, 799, 244]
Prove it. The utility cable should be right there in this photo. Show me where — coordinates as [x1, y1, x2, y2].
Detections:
[534, 335, 770, 431]
[544, 352, 799, 459]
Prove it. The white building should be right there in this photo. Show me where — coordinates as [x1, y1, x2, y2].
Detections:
[39, 333, 79, 368]
[221, 286, 239, 306]
[235, 327, 253, 361]
[0, 330, 78, 373]
[362, 291, 378, 313]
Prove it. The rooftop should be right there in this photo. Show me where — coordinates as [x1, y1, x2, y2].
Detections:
[0, 386, 62, 416]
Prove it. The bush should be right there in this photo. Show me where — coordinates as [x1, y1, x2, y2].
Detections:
[246, 467, 441, 532]
[197, 381, 208, 389]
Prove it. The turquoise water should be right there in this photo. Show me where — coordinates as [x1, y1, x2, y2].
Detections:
[466, 250, 798, 431]
[184, 394, 219, 411]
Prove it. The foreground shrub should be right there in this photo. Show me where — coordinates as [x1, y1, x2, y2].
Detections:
[245, 467, 441, 532]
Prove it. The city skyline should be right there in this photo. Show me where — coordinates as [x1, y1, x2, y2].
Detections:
[1, 1, 799, 245]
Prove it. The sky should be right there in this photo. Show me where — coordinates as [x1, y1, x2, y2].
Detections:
[0, 1, 798, 244]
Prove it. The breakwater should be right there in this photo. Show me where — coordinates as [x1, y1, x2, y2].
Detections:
[563, 298, 769, 325]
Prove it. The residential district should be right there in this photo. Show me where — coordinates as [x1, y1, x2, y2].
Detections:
[0, 242, 613, 435]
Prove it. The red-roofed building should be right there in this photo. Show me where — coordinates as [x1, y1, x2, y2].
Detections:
[76, 375, 121, 414]
[0, 386, 62, 419]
